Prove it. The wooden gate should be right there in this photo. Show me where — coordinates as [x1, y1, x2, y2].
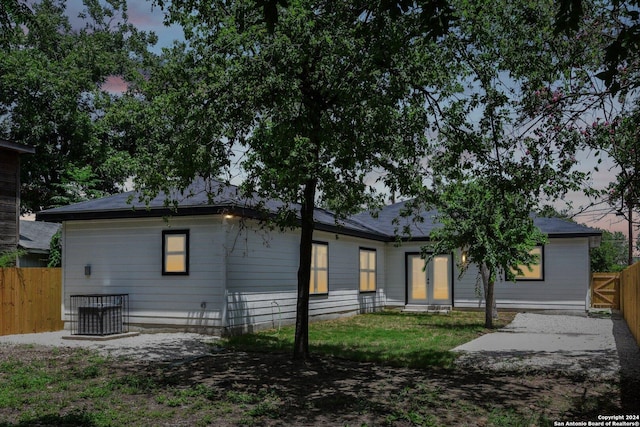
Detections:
[591, 272, 620, 309]
[0, 268, 63, 336]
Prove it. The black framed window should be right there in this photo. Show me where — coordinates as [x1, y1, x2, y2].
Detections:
[162, 230, 189, 275]
[510, 246, 544, 281]
[310, 241, 328, 295]
[359, 248, 376, 292]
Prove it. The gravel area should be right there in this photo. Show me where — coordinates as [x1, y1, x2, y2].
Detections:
[0, 330, 219, 362]
[1, 312, 638, 382]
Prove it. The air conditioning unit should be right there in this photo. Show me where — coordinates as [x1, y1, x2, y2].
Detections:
[71, 294, 128, 336]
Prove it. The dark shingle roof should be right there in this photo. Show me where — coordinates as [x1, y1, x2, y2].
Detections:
[19, 220, 60, 252]
[351, 200, 440, 240]
[37, 179, 601, 241]
[530, 215, 602, 237]
[37, 178, 388, 240]
[352, 199, 602, 239]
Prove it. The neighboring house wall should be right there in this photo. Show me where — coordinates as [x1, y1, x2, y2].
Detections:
[224, 218, 386, 334]
[454, 237, 592, 310]
[17, 252, 49, 267]
[62, 216, 227, 333]
[0, 149, 19, 253]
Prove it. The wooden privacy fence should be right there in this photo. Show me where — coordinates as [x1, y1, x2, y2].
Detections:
[591, 272, 620, 309]
[0, 268, 63, 336]
[620, 262, 640, 347]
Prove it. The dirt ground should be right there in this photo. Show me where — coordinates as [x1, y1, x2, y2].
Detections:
[0, 344, 634, 426]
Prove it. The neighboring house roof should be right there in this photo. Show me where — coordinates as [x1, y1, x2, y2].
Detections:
[0, 140, 35, 154]
[19, 220, 60, 253]
[37, 178, 601, 241]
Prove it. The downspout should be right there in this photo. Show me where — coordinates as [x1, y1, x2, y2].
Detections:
[221, 215, 230, 334]
[61, 223, 67, 329]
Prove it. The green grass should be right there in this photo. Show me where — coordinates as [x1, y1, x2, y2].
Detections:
[221, 309, 515, 368]
[1, 310, 617, 426]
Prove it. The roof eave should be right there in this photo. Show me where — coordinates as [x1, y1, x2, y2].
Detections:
[314, 222, 389, 242]
[0, 140, 35, 154]
[36, 205, 234, 222]
[547, 232, 602, 238]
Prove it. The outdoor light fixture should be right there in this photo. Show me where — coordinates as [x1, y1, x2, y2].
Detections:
[84, 265, 91, 276]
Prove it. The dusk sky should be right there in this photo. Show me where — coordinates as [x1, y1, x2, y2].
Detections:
[70, 1, 632, 239]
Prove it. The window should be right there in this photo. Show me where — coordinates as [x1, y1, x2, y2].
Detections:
[162, 230, 189, 275]
[511, 246, 544, 281]
[359, 248, 376, 292]
[310, 242, 328, 295]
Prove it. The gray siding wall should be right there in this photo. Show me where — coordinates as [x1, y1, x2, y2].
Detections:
[62, 216, 226, 332]
[454, 237, 591, 310]
[61, 215, 592, 335]
[384, 242, 431, 307]
[224, 219, 386, 333]
[384, 238, 590, 310]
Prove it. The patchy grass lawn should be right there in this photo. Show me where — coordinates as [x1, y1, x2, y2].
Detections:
[223, 310, 516, 368]
[0, 311, 624, 426]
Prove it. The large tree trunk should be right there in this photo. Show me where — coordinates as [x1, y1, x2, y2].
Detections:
[293, 178, 317, 360]
[479, 263, 496, 329]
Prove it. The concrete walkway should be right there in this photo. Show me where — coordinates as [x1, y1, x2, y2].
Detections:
[453, 312, 640, 385]
[455, 312, 616, 353]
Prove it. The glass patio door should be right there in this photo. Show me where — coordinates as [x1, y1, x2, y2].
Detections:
[406, 253, 452, 305]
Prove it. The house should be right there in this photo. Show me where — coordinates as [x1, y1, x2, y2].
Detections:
[36, 178, 601, 334]
[0, 140, 35, 255]
[17, 220, 61, 267]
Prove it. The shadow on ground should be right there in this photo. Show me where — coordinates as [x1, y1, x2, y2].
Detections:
[612, 313, 640, 412]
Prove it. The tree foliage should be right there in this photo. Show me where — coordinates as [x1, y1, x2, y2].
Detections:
[132, 0, 456, 359]
[420, 0, 607, 327]
[427, 180, 546, 328]
[579, 106, 639, 265]
[47, 228, 62, 268]
[0, 0, 155, 213]
[0, 248, 26, 267]
[556, 0, 640, 94]
[583, 108, 640, 213]
[127, 0, 615, 338]
[591, 229, 629, 272]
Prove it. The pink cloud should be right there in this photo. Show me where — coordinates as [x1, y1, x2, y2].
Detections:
[126, 2, 166, 28]
[101, 75, 128, 94]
